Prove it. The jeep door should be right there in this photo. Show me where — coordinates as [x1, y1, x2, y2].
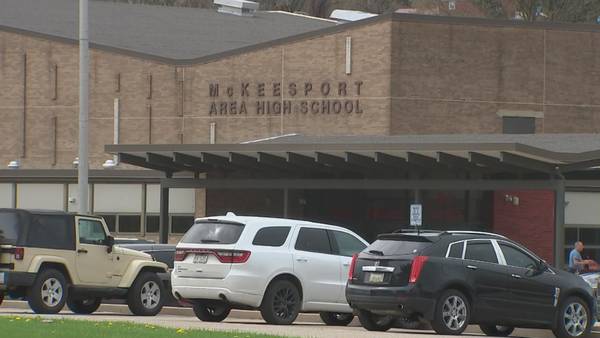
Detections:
[328, 230, 367, 304]
[75, 217, 114, 285]
[498, 242, 557, 325]
[463, 239, 513, 321]
[292, 227, 340, 308]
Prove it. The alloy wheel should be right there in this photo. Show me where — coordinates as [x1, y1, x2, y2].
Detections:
[563, 302, 588, 337]
[442, 295, 467, 331]
[140, 281, 160, 309]
[272, 287, 298, 320]
[41, 278, 63, 308]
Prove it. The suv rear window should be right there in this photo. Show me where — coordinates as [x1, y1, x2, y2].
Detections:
[367, 239, 431, 256]
[0, 211, 20, 245]
[181, 222, 244, 244]
[252, 227, 290, 247]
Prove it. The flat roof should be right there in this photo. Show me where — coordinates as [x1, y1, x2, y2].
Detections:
[0, 0, 335, 62]
[105, 134, 600, 176]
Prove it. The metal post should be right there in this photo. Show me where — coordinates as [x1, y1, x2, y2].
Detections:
[554, 180, 566, 268]
[78, 0, 89, 214]
[159, 173, 172, 244]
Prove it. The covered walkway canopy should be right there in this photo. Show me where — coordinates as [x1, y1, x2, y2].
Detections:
[106, 134, 600, 266]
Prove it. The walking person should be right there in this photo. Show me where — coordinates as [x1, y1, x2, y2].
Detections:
[568, 241, 592, 273]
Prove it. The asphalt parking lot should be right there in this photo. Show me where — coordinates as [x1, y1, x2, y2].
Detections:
[2, 301, 600, 338]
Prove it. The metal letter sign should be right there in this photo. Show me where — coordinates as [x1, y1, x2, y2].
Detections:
[410, 204, 422, 227]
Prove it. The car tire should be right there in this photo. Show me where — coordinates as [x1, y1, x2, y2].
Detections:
[357, 309, 394, 332]
[67, 297, 102, 314]
[431, 289, 471, 335]
[552, 296, 592, 338]
[192, 301, 231, 322]
[479, 324, 515, 337]
[127, 272, 164, 316]
[260, 280, 301, 325]
[319, 312, 354, 326]
[27, 268, 68, 314]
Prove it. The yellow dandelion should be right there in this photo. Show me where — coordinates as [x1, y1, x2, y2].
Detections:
[15, 317, 21, 320]
[176, 328, 185, 334]
[25, 319, 31, 322]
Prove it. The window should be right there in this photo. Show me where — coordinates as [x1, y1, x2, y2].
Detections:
[100, 215, 116, 233]
[367, 239, 432, 256]
[78, 219, 107, 245]
[502, 117, 535, 134]
[119, 215, 141, 233]
[252, 227, 291, 247]
[331, 231, 366, 257]
[465, 240, 498, 264]
[171, 215, 194, 234]
[146, 215, 159, 233]
[500, 244, 538, 269]
[27, 214, 75, 250]
[181, 222, 244, 244]
[295, 228, 332, 254]
[447, 241, 464, 259]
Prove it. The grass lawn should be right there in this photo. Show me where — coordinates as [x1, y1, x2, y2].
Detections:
[0, 316, 288, 338]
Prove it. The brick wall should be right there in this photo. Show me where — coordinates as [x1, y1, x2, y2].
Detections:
[492, 190, 555, 264]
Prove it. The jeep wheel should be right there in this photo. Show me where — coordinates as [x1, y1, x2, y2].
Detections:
[357, 309, 394, 331]
[127, 272, 164, 316]
[67, 297, 102, 314]
[260, 280, 301, 325]
[192, 301, 231, 322]
[479, 324, 514, 337]
[553, 296, 591, 338]
[431, 289, 471, 335]
[27, 268, 68, 314]
[319, 312, 354, 326]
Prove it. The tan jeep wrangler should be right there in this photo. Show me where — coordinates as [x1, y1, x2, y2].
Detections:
[0, 209, 168, 316]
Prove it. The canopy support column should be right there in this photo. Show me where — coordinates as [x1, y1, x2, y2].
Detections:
[159, 172, 172, 244]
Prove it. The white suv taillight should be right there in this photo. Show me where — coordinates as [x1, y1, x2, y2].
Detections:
[174, 248, 251, 263]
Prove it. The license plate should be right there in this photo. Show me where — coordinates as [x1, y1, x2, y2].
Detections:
[193, 254, 208, 264]
[0, 272, 4, 284]
[368, 272, 385, 283]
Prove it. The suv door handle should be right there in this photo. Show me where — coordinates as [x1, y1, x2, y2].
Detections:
[511, 274, 522, 279]
[296, 258, 308, 263]
[77, 249, 88, 254]
[466, 265, 478, 270]
[343, 263, 350, 267]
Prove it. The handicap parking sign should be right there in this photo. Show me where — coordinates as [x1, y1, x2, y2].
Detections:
[410, 204, 422, 226]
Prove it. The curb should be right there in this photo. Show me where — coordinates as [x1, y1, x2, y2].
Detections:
[2, 300, 321, 322]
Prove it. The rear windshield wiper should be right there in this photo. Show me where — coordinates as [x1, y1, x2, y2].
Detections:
[368, 250, 384, 256]
[200, 239, 221, 243]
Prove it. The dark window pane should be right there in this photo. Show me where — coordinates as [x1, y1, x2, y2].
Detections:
[565, 228, 578, 246]
[252, 227, 291, 247]
[500, 244, 537, 269]
[465, 240, 498, 264]
[503, 117, 535, 134]
[181, 221, 244, 244]
[101, 215, 116, 233]
[295, 228, 331, 254]
[27, 214, 75, 250]
[78, 219, 107, 245]
[171, 216, 194, 234]
[119, 215, 141, 233]
[579, 229, 600, 246]
[146, 215, 159, 233]
[448, 242, 464, 258]
[0, 211, 20, 245]
[332, 231, 366, 257]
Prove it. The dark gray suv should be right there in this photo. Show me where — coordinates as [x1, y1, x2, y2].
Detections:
[346, 230, 596, 338]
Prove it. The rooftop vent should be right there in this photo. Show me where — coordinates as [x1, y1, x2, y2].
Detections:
[214, 0, 259, 17]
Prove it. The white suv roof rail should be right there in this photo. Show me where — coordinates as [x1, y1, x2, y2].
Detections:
[445, 231, 507, 239]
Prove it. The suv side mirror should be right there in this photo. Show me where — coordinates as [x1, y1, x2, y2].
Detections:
[105, 235, 115, 253]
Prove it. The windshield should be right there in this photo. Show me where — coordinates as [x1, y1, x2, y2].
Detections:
[180, 222, 244, 245]
[367, 239, 431, 256]
[0, 211, 20, 245]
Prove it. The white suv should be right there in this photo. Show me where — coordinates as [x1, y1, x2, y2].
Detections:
[171, 214, 368, 325]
